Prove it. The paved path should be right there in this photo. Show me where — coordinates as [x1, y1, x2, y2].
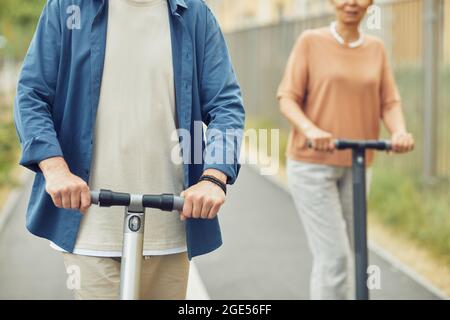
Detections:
[0, 180, 71, 299]
[194, 166, 441, 300]
[0, 166, 442, 299]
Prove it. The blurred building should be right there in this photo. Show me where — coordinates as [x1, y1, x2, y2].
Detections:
[206, 0, 332, 32]
[206, 0, 449, 65]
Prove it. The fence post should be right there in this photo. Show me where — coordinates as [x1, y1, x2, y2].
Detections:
[422, 0, 443, 181]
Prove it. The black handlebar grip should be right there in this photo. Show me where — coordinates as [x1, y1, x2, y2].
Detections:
[160, 194, 175, 211]
[97, 189, 130, 207]
[334, 140, 356, 150]
[142, 194, 184, 211]
[365, 140, 392, 151]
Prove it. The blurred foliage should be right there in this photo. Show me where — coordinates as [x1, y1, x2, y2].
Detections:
[370, 67, 450, 266]
[0, 102, 20, 189]
[0, 0, 46, 60]
[369, 166, 450, 267]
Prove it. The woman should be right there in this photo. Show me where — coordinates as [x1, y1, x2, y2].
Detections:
[277, 0, 414, 300]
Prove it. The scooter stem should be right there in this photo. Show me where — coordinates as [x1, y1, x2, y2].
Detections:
[120, 194, 145, 300]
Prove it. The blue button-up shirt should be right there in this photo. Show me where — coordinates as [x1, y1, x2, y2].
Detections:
[13, 0, 245, 259]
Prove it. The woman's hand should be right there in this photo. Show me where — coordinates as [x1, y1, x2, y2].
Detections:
[304, 126, 335, 152]
[390, 131, 415, 153]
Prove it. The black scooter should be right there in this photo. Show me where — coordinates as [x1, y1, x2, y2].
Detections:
[309, 139, 392, 300]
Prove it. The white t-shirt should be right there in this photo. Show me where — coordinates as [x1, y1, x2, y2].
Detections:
[51, 0, 186, 257]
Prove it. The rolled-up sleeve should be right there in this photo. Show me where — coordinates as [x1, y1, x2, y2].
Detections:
[277, 32, 310, 106]
[13, 0, 63, 173]
[200, 7, 245, 185]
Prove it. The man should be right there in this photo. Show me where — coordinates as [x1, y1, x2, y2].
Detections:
[14, 0, 244, 299]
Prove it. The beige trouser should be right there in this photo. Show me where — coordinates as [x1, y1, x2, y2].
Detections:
[287, 159, 372, 300]
[62, 252, 190, 300]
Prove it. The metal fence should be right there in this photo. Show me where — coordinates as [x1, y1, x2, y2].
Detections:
[225, 0, 449, 179]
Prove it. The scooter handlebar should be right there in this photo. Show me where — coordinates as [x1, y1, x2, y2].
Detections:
[89, 190, 184, 212]
[307, 139, 392, 151]
[334, 139, 392, 151]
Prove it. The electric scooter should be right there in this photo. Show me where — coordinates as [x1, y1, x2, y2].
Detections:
[89, 189, 184, 300]
[309, 139, 392, 300]
[335, 139, 392, 300]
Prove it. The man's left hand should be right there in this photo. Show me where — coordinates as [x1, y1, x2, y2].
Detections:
[180, 169, 227, 220]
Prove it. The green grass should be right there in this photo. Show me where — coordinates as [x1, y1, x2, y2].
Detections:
[369, 164, 450, 266]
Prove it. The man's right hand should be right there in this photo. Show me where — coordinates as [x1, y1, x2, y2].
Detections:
[39, 157, 91, 214]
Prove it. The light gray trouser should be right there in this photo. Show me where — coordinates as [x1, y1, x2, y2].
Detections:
[287, 159, 372, 300]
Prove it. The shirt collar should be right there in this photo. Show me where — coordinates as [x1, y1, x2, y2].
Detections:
[330, 21, 364, 49]
[167, 0, 188, 14]
[96, 0, 188, 16]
